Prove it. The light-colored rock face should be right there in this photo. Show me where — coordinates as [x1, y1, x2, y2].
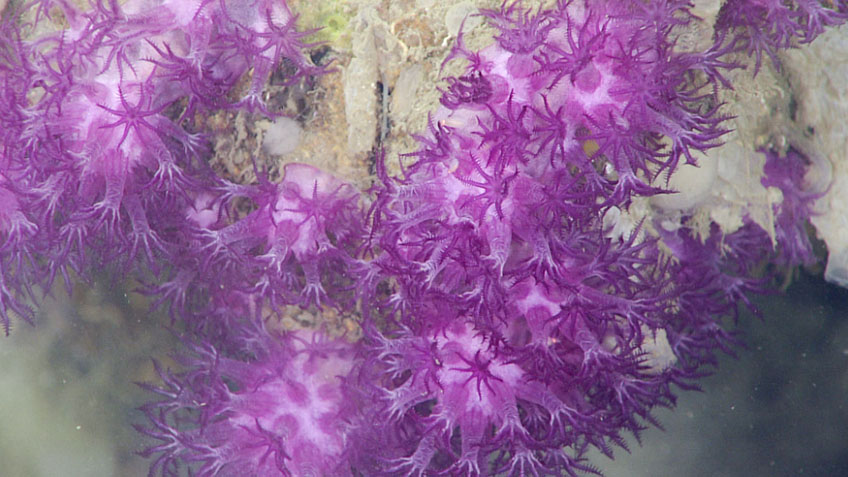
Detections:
[604, 9, 846, 285]
[344, 6, 381, 154]
[783, 24, 848, 286]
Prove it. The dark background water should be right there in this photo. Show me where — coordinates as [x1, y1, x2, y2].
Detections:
[597, 270, 848, 477]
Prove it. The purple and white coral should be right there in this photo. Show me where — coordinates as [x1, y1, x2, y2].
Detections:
[0, 0, 325, 332]
[0, 0, 844, 475]
[137, 326, 358, 476]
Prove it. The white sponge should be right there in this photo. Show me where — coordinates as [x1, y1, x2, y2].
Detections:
[262, 117, 302, 156]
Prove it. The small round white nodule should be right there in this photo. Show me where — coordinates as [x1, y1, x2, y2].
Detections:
[651, 149, 718, 211]
[262, 117, 302, 156]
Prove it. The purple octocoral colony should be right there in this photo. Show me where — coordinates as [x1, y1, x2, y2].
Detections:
[1, 0, 845, 475]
